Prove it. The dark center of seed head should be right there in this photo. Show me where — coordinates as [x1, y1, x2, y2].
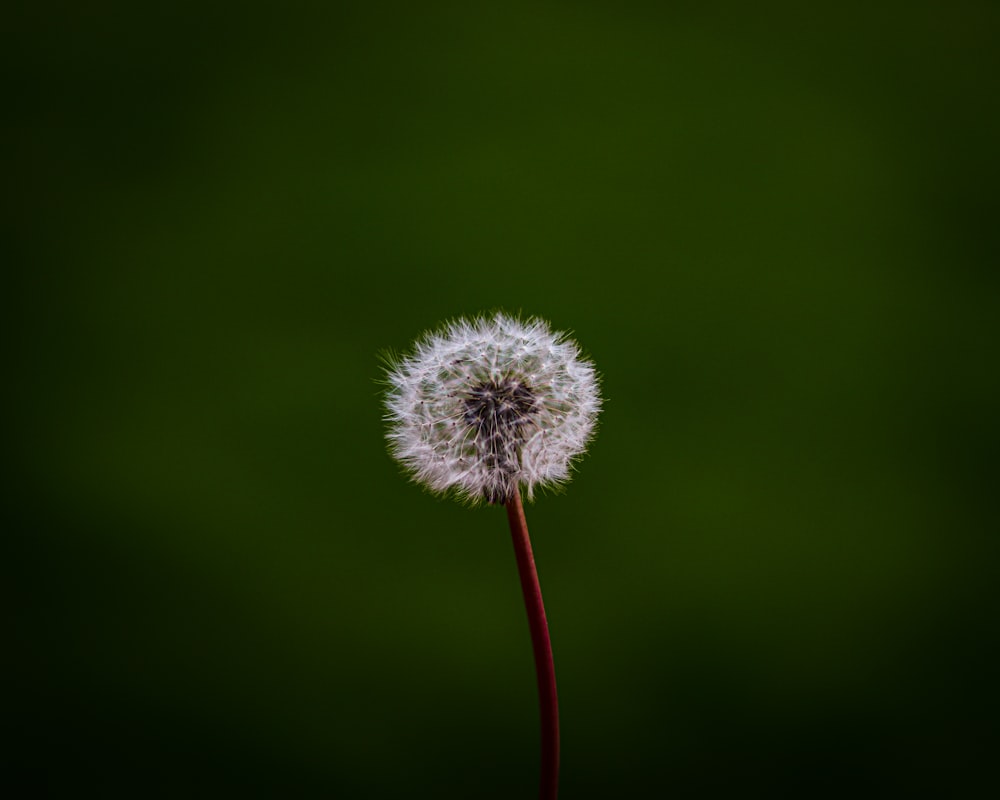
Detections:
[463, 378, 538, 504]
[463, 378, 536, 431]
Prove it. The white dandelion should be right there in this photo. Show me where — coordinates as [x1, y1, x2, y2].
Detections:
[384, 313, 601, 504]
[381, 311, 602, 800]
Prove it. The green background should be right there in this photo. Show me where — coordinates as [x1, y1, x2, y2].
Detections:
[9, 2, 999, 796]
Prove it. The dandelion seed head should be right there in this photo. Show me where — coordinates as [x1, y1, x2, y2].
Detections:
[384, 313, 601, 504]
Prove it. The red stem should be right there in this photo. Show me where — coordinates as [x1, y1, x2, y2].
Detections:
[505, 488, 560, 800]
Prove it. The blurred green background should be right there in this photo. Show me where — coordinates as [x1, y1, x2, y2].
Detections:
[8, 1, 999, 796]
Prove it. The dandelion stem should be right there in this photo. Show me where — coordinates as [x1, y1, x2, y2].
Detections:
[505, 488, 560, 800]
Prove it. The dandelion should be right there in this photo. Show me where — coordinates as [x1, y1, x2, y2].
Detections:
[383, 312, 602, 800]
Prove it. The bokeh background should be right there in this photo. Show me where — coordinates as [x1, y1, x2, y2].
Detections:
[8, 1, 999, 796]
